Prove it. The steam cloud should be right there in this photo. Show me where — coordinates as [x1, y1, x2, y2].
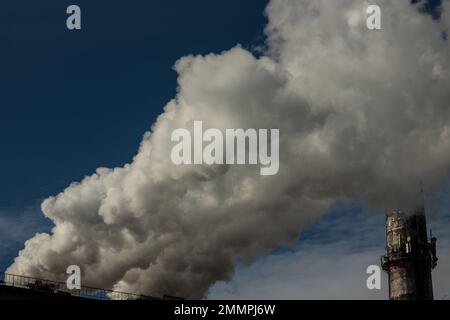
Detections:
[8, 0, 450, 298]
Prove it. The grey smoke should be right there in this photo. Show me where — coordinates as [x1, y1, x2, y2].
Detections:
[7, 0, 450, 298]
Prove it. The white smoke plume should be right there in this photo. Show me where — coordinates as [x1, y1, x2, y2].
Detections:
[8, 0, 450, 298]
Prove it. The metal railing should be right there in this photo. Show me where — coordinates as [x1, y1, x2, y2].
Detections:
[0, 272, 160, 300]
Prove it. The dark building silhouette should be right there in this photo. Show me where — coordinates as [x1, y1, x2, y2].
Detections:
[0, 272, 173, 300]
[382, 208, 438, 300]
[0, 284, 85, 300]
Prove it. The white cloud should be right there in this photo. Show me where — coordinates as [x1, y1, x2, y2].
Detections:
[7, 1, 450, 299]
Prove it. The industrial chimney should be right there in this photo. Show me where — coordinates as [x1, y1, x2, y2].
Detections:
[381, 208, 438, 300]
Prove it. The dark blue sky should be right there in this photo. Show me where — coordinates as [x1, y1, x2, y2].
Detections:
[0, 0, 268, 271]
[0, 0, 268, 210]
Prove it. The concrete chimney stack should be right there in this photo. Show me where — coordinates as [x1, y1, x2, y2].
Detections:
[382, 208, 438, 300]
